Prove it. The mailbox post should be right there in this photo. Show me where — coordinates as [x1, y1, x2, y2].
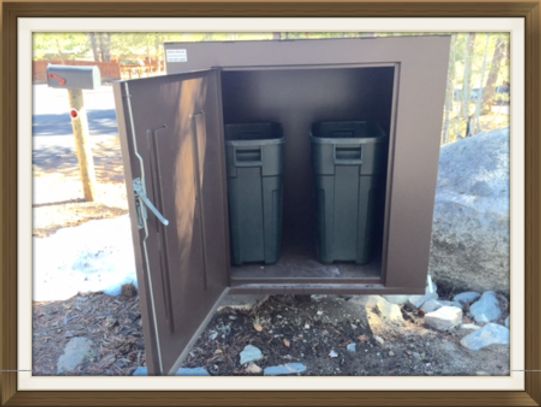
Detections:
[47, 64, 101, 201]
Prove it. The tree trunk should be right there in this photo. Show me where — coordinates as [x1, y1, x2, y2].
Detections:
[155, 34, 163, 73]
[472, 34, 491, 135]
[272, 32, 281, 40]
[441, 36, 456, 144]
[155, 34, 162, 57]
[105, 33, 112, 62]
[482, 36, 507, 114]
[461, 33, 475, 138]
[88, 33, 101, 62]
[54, 39, 63, 62]
[99, 33, 112, 62]
[88, 33, 111, 62]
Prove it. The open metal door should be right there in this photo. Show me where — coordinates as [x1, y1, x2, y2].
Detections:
[113, 69, 230, 375]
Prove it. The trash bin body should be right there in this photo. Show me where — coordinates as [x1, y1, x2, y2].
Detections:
[311, 121, 387, 264]
[225, 123, 285, 265]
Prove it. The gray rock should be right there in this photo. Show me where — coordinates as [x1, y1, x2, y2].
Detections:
[131, 366, 210, 376]
[453, 291, 481, 306]
[365, 296, 403, 324]
[505, 316, 510, 328]
[177, 367, 210, 376]
[429, 128, 510, 292]
[470, 291, 502, 324]
[460, 323, 509, 351]
[459, 323, 481, 332]
[264, 363, 307, 376]
[424, 306, 463, 331]
[408, 292, 438, 309]
[421, 299, 444, 313]
[346, 343, 357, 353]
[132, 366, 148, 376]
[383, 295, 410, 305]
[408, 275, 441, 309]
[374, 335, 385, 345]
[239, 344, 263, 365]
[56, 337, 95, 374]
[245, 363, 262, 374]
[439, 300, 463, 309]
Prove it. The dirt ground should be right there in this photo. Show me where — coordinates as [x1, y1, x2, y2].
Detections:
[32, 291, 509, 376]
[33, 135, 128, 238]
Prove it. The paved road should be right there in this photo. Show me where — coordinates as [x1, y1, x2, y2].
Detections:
[33, 83, 118, 136]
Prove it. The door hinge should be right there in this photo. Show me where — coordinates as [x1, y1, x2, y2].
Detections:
[133, 177, 170, 228]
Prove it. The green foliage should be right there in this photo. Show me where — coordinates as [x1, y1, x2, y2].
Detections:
[33, 33, 91, 60]
[452, 33, 509, 90]
[34, 32, 275, 61]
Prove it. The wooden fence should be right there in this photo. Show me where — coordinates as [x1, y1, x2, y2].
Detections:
[117, 58, 166, 79]
[33, 58, 166, 83]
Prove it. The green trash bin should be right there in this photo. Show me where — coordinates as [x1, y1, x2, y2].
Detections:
[311, 121, 387, 264]
[225, 122, 285, 265]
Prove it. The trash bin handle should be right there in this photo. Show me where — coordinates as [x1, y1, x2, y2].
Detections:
[234, 146, 262, 167]
[334, 144, 363, 165]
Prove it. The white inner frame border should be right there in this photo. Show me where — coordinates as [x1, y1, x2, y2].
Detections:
[17, 17, 524, 391]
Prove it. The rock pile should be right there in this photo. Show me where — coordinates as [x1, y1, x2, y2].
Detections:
[396, 276, 510, 351]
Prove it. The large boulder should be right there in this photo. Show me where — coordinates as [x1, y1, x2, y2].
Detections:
[429, 128, 509, 292]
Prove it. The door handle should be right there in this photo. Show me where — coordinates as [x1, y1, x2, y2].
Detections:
[133, 177, 170, 226]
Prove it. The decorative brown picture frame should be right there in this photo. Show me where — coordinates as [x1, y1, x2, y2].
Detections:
[1, 1, 540, 406]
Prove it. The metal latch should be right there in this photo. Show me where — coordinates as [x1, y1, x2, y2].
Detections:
[132, 177, 170, 227]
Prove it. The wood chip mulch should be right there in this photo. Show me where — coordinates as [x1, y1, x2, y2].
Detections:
[32, 285, 144, 376]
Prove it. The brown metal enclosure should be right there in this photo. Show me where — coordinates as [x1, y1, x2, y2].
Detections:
[113, 70, 230, 375]
[165, 36, 450, 293]
[115, 37, 450, 374]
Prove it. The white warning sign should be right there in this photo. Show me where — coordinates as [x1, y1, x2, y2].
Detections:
[166, 49, 188, 63]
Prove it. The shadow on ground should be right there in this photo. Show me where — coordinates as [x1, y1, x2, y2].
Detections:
[33, 137, 125, 184]
[32, 109, 118, 136]
[33, 134, 128, 237]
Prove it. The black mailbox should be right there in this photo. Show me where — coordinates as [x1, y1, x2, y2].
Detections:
[46, 64, 101, 90]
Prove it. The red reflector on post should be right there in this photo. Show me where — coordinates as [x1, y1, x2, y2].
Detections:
[70, 108, 78, 119]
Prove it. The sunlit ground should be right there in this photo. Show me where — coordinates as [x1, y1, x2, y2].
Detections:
[33, 135, 128, 237]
